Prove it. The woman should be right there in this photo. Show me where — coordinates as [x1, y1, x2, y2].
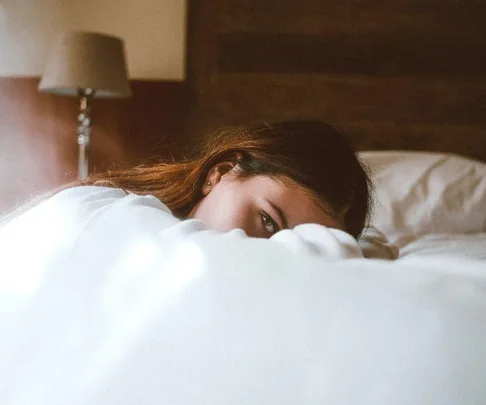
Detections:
[0, 120, 372, 245]
[74, 119, 372, 239]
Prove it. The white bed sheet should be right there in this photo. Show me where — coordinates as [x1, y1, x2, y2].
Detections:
[399, 233, 486, 260]
[1, 187, 486, 405]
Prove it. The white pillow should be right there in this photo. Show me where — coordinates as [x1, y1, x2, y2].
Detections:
[359, 151, 486, 246]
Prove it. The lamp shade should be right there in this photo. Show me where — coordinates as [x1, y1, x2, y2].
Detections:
[39, 31, 132, 98]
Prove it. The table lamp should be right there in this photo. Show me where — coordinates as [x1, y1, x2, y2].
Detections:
[39, 31, 132, 179]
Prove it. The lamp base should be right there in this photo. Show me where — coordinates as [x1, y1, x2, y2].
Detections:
[77, 88, 94, 180]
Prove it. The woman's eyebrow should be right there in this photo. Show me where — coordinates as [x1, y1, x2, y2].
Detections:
[265, 198, 289, 229]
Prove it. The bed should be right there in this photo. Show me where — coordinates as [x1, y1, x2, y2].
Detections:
[1, 150, 485, 404]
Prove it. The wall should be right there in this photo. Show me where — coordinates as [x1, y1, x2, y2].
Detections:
[0, 78, 189, 211]
[0, 0, 187, 80]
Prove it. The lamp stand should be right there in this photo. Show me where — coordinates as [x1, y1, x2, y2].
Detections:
[77, 88, 95, 180]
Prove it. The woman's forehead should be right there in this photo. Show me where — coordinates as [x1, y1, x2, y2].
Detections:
[236, 175, 343, 230]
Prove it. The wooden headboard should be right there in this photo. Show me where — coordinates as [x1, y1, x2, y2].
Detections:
[185, 0, 486, 161]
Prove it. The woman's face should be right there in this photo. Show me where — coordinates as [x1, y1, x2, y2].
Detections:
[189, 167, 344, 238]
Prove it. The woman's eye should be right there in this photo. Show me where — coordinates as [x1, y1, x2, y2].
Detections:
[260, 212, 278, 234]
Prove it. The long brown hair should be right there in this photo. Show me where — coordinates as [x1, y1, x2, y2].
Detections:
[78, 120, 372, 238]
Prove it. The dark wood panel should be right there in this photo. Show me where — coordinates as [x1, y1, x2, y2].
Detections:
[344, 122, 486, 157]
[220, 0, 486, 36]
[193, 73, 486, 160]
[92, 80, 191, 169]
[185, 0, 223, 136]
[221, 0, 486, 17]
[210, 73, 486, 125]
[0, 77, 188, 211]
[218, 33, 486, 76]
[186, 0, 486, 162]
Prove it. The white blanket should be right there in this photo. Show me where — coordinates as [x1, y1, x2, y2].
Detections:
[1, 187, 485, 405]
